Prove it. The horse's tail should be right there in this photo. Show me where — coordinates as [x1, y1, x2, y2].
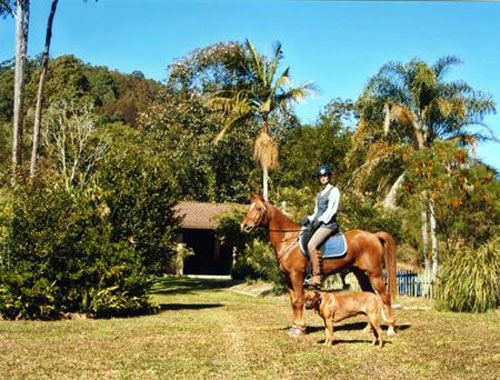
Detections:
[375, 231, 397, 299]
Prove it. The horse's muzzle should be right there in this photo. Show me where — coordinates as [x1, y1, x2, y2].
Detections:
[240, 222, 254, 233]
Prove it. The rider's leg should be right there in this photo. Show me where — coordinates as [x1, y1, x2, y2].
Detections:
[307, 227, 333, 286]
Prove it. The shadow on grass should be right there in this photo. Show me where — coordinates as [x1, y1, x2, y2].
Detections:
[159, 303, 224, 311]
[315, 338, 393, 346]
[305, 321, 411, 334]
[150, 275, 237, 295]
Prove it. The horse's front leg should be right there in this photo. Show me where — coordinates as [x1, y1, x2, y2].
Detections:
[286, 272, 306, 337]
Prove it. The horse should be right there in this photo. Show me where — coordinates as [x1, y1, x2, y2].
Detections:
[240, 193, 397, 337]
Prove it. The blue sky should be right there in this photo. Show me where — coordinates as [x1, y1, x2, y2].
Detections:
[1, 0, 499, 171]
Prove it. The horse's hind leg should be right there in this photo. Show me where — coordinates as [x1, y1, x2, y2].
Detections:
[353, 270, 396, 335]
[370, 275, 396, 336]
[352, 268, 374, 292]
[352, 269, 374, 334]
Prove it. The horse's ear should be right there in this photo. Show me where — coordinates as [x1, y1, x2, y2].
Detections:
[250, 191, 264, 202]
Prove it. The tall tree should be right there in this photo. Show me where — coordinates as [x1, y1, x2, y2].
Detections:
[11, 0, 29, 181]
[353, 56, 496, 280]
[207, 39, 315, 199]
[278, 98, 355, 190]
[404, 140, 500, 252]
[41, 100, 108, 192]
[30, 0, 58, 177]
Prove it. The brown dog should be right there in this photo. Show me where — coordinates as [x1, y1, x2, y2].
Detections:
[304, 290, 385, 347]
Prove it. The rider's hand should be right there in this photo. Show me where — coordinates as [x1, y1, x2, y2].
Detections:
[311, 220, 321, 230]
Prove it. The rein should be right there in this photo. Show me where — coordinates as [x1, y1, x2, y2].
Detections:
[254, 202, 303, 233]
[250, 226, 300, 241]
[246, 200, 302, 263]
[276, 238, 297, 264]
[269, 228, 303, 232]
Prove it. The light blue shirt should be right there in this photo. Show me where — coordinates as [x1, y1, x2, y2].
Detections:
[308, 184, 340, 224]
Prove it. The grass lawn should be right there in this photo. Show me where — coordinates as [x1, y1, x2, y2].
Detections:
[1, 276, 499, 379]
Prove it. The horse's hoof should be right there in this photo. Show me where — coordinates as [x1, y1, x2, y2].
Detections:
[361, 325, 372, 334]
[287, 325, 305, 337]
[387, 327, 396, 336]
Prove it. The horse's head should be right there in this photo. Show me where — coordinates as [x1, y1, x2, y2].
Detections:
[240, 192, 270, 233]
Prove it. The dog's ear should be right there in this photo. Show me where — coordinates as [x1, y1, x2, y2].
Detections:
[311, 291, 322, 308]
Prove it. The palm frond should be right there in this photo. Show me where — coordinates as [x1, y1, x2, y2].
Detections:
[245, 39, 264, 81]
[268, 41, 284, 81]
[392, 104, 415, 126]
[258, 98, 272, 114]
[433, 55, 462, 79]
[275, 67, 291, 88]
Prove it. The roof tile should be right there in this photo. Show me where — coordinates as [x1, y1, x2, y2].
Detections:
[174, 201, 238, 229]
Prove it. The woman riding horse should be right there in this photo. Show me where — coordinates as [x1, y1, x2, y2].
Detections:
[302, 164, 341, 289]
[241, 193, 397, 337]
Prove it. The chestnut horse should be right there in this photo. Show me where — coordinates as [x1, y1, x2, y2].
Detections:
[240, 193, 397, 337]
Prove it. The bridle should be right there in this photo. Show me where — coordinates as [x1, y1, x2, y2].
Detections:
[241, 198, 304, 264]
[241, 200, 269, 233]
[242, 200, 303, 234]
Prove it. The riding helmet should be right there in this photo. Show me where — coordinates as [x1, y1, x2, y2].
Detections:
[317, 164, 332, 177]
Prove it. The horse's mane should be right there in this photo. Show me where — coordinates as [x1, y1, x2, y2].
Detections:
[268, 202, 300, 227]
[252, 193, 300, 228]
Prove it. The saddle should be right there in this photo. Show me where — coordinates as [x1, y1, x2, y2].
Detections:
[299, 226, 347, 259]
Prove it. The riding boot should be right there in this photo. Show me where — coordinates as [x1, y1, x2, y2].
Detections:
[309, 249, 322, 288]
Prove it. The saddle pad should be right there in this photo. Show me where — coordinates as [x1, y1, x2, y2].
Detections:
[299, 228, 347, 259]
[320, 233, 347, 258]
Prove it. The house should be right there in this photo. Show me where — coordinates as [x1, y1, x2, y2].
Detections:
[173, 201, 240, 275]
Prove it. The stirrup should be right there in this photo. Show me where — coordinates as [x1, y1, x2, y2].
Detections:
[303, 277, 321, 290]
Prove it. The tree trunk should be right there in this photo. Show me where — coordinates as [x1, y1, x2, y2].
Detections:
[11, 0, 30, 181]
[429, 198, 439, 280]
[420, 191, 432, 296]
[382, 172, 405, 209]
[414, 129, 435, 295]
[383, 102, 390, 135]
[262, 165, 269, 201]
[30, 0, 58, 177]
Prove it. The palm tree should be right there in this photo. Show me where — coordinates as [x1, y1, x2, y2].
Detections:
[207, 39, 315, 200]
[351, 56, 496, 282]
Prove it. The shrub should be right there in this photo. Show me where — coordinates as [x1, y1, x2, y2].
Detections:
[436, 235, 500, 313]
[341, 192, 403, 239]
[216, 210, 284, 284]
[232, 239, 285, 285]
[0, 181, 157, 319]
[98, 123, 181, 276]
